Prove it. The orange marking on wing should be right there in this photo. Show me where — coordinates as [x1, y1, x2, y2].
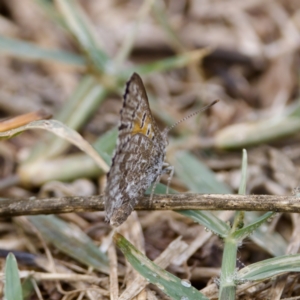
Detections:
[131, 115, 154, 139]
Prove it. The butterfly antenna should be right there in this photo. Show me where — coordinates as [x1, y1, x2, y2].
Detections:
[166, 99, 219, 134]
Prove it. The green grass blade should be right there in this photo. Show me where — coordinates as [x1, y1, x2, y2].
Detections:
[4, 253, 23, 300]
[179, 210, 230, 238]
[171, 151, 232, 193]
[237, 254, 300, 282]
[232, 149, 247, 232]
[28, 215, 109, 274]
[0, 36, 85, 67]
[26, 76, 107, 161]
[34, 0, 67, 28]
[115, 0, 154, 66]
[214, 103, 300, 149]
[55, 0, 109, 72]
[38, 80, 107, 160]
[5, 118, 111, 185]
[152, 1, 184, 51]
[218, 151, 249, 300]
[18, 128, 115, 185]
[0, 119, 109, 172]
[21, 278, 34, 300]
[93, 127, 118, 159]
[54, 76, 98, 123]
[238, 149, 247, 195]
[233, 212, 275, 241]
[245, 212, 286, 256]
[19, 153, 107, 186]
[129, 49, 210, 76]
[251, 226, 286, 257]
[219, 237, 238, 300]
[114, 232, 209, 300]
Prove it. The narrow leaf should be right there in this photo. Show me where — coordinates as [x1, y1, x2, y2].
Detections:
[26, 76, 107, 161]
[215, 103, 300, 149]
[179, 210, 230, 238]
[18, 128, 115, 186]
[55, 0, 109, 72]
[28, 215, 109, 274]
[245, 212, 286, 256]
[0, 36, 85, 67]
[171, 151, 232, 194]
[238, 149, 247, 195]
[130, 49, 210, 76]
[231, 149, 248, 231]
[114, 233, 209, 300]
[0, 119, 109, 172]
[4, 253, 23, 300]
[237, 254, 300, 282]
[233, 212, 275, 241]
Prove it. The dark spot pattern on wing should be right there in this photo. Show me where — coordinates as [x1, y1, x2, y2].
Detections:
[141, 112, 147, 128]
[118, 123, 128, 130]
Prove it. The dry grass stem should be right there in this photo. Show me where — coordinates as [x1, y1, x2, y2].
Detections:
[1, 194, 300, 217]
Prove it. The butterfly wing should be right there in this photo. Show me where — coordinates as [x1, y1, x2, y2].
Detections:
[105, 133, 163, 226]
[104, 73, 166, 226]
[117, 73, 159, 146]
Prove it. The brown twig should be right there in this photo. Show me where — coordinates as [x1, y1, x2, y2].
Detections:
[0, 193, 299, 217]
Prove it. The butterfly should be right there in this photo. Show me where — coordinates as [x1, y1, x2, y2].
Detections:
[104, 73, 218, 226]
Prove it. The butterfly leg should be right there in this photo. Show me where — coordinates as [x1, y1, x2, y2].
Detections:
[149, 163, 174, 200]
[149, 174, 162, 201]
[162, 163, 174, 194]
